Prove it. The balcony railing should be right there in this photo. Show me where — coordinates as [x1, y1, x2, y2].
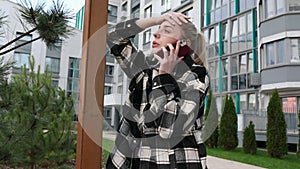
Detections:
[242, 110, 299, 132]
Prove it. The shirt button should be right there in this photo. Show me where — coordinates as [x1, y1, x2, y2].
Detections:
[127, 24, 131, 27]
[154, 82, 157, 86]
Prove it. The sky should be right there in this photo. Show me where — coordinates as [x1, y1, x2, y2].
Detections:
[11, 0, 86, 26]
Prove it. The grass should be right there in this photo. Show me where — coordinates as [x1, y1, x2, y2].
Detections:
[207, 147, 300, 169]
[102, 138, 115, 168]
[101, 138, 300, 169]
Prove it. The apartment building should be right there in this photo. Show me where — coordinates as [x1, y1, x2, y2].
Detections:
[201, 0, 300, 151]
[75, 0, 299, 151]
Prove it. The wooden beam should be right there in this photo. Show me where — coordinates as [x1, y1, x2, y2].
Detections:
[76, 0, 108, 168]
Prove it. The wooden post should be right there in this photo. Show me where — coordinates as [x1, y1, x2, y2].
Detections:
[76, 0, 108, 168]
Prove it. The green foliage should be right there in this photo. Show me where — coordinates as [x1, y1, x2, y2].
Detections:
[0, 56, 76, 168]
[266, 89, 287, 158]
[0, 0, 74, 56]
[243, 121, 257, 154]
[297, 110, 300, 159]
[218, 95, 238, 150]
[18, 0, 73, 47]
[204, 90, 219, 148]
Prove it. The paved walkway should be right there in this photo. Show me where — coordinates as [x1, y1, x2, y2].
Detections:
[102, 130, 266, 169]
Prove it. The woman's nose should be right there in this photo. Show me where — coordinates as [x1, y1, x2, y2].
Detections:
[153, 32, 160, 38]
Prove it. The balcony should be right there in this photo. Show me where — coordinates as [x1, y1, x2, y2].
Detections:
[241, 110, 299, 133]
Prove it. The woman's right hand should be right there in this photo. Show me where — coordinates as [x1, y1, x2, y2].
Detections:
[155, 12, 191, 26]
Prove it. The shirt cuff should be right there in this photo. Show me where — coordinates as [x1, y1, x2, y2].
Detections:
[115, 18, 144, 38]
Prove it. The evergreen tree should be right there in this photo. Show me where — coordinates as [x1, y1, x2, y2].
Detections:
[0, 56, 75, 168]
[203, 90, 219, 148]
[218, 95, 238, 150]
[243, 121, 257, 154]
[266, 89, 287, 158]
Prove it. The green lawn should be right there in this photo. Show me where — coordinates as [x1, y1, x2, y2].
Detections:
[101, 139, 300, 169]
[207, 147, 300, 169]
[102, 138, 115, 168]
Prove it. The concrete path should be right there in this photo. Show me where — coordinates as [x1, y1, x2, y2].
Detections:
[102, 130, 266, 169]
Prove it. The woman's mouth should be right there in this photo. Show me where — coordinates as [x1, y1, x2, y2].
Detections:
[152, 42, 159, 48]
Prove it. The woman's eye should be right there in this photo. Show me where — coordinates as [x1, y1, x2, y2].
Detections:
[164, 30, 170, 33]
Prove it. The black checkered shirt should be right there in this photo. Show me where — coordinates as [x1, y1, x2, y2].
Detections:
[105, 18, 210, 169]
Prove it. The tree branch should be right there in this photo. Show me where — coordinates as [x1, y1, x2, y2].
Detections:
[0, 27, 37, 51]
[0, 36, 41, 56]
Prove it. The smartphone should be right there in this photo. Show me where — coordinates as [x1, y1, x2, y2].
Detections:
[155, 39, 191, 58]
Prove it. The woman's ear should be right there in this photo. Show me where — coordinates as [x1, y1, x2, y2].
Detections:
[186, 39, 192, 47]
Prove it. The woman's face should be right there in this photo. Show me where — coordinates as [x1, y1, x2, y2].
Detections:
[151, 21, 184, 54]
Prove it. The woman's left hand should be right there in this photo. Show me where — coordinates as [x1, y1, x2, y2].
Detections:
[153, 41, 184, 74]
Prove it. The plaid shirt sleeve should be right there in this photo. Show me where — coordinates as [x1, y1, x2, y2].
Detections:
[141, 68, 210, 139]
[107, 18, 148, 79]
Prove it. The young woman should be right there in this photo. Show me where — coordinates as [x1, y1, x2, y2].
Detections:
[105, 12, 210, 169]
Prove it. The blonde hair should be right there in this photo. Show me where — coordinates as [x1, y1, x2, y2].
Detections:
[180, 21, 207, 67]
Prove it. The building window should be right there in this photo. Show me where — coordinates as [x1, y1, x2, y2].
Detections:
[108, 5, 118, 23]
[230, 12, 253, 53]
[144, 5, 152, 18]
[104, 107, 112, 119]
[210, 0, 228, 23]
[266, 42, 275, 66]
[230, 0, 235, 16]
[131, 5, 140, 19]
[290, 39, 300, 63]
[143, 29, 151, 49]
[122, 2, 127, 12]
[248, 93, 256, 110]
[288, 0, 300, 11]
[222, 58, 228, 91]
[265, 39, 286, 66]
[208, 61, 218, 92]
[222, 22, 229, 54]
[266, 0, 276, 18]
[45, 57, 60, 74]
[14, 52, 30, 68]
[208, 26, 218, 58]
[265, 0, 288, 19]
[67, 57, 81, 116]
[277, 40, 285, 64]
[105, 65, 114, 76]
[161, 0, 171, 12]
[16, 32, 32, 41]
[104, 86, 112, 95]
[276, 0, 286, 14]
[282, 97, 297, 113]
[231, 52, 253, 90]
[52, 80, 59, 89]
[117, 85, 123, 94]
[183, 8, 194, 22]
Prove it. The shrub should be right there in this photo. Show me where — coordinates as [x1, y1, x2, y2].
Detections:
[243, 121, 257, 154]
[266, 89, 287, 158]
[218, 95, 238, 150]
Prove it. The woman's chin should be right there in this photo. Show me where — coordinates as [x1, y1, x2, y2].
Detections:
[151, 48, 160, 54]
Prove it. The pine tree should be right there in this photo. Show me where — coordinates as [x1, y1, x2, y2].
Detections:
[218, 95, 238, 150]
[243, 121, 257, 154]
[203, 90, 219, 148]
[0, 56, 75, 168]
[266, 89, 287, 158]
